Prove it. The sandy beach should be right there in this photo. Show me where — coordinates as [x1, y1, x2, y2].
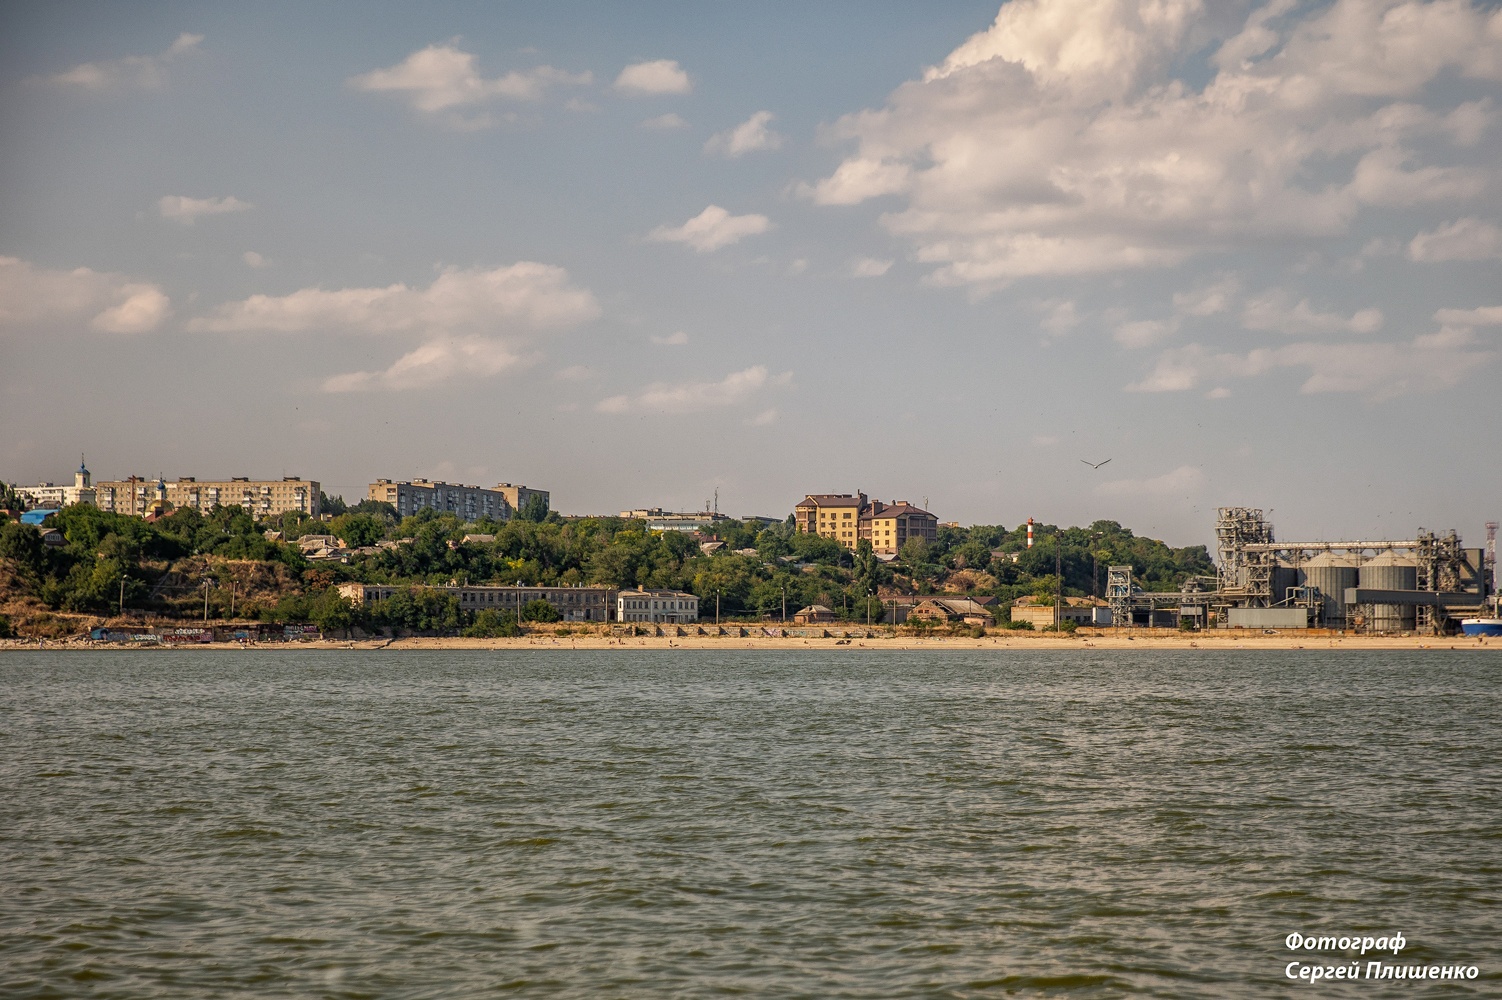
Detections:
[4, 631, 1494, 652]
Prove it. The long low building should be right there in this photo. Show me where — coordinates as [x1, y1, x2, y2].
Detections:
[338, 582, 616, 622]
[617, 589, 698, 623]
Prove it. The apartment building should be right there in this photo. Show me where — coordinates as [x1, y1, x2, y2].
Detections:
[861, 500, 939, 555]
[617, 589, 699, 623]
[795, 493, 867, 548]
[794, 491, 938, 554]
[339, 583, 617, 622]
[495, 483, 549, 514]
[369, 480, 512, 520]
[94, 475, 319, 519]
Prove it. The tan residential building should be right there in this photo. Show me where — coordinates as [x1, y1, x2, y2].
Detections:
[94, 475, 319, 519]
[795, 493, 867, 549]
[339, 583, 617, 622]
[862, 500, 938, 555]
[794, 491, 938, 554]
[369, 479, 513, 521]
[496, 483, 549, 514]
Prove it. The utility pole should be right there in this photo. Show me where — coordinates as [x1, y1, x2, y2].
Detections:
[230, 581, 236, 620]
[203, 578, 212, 623]
[119, 573, 126, 618]
[781, 585, 786, 623]
[866, 589, 872, 627]
[715, 591, 720, 626]
[1055, 531, 1063, 634]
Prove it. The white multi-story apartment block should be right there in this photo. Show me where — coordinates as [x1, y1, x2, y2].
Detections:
[617, 589, 699, 623]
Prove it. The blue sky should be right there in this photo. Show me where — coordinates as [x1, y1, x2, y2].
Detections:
[2, 1, 1500, 547]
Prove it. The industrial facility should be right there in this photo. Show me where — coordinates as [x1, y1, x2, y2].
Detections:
[1105, 507, 1497, 635]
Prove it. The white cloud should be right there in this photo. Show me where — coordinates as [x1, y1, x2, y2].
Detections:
[641, 113, 688, 130]
[746, 407, 779, 426]
[0, 256, 170, 335]
[242, 251, 269, 268]
[647, 205, 771, 252]
[555, 364, 598, 381]
[802, 158, 910, 206]
[1241, 291, 1383, 335]
[614, 59, 692, 95]
[322, 336, 529, 392]
[1172, 276, 1239, 317]
[158, 195, 252, 224]
[1127, 328, 1496, 398]
[1205, 386, 1232, 399]
[1433, 304, 1502, 326]
[1408, 218, 1502, 261]
[595, 365, 787, 414]
[350, 44, 590, 122]
[44, 33, 201, 91]
[805, 0, 1502, 284]
[852, 257, 893, 277]
[1096, 464, 1207, 498]
[704, 111, 784, 157]
[190, 262, 599, 335]
[1038, 299, 1080, 336]
[651, 330, 689, 346]
[1114, 318, 1178, 348]
[90, 287, 172, 334]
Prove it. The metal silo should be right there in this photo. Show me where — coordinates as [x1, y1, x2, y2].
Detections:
[1301, 553, 1358, 627]
[1359, 552, 1417, 632]
[1272, 560, 1300, 607]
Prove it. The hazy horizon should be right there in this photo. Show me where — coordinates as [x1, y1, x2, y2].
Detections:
[3, 1, 1500, 547]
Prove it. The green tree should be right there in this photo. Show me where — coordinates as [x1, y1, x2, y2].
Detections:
[330, 513, 385, 548]
[519, 599, 561, 623]
[0, 521, 45, 575]
[464, 608, 521, 637]
[517, 494, 550, 522]
[310, 589, 359, 631]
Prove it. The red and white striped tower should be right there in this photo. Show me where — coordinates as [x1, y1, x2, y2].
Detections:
[1027, 517, 1034, 549]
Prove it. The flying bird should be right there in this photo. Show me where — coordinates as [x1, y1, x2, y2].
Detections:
[1081, 458, 1112, 469]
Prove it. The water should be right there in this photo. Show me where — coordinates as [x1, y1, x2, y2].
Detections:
[1, 649, 1499, 998]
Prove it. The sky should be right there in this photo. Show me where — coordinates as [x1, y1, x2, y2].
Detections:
[2, 0, 1500, 548]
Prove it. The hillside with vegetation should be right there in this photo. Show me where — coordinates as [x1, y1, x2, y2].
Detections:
[0, 497, 1214, 637]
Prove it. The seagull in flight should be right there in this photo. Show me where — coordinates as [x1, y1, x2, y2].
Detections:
[1081, 458, 1112, 469]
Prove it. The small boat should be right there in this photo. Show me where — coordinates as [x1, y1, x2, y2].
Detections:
[1460, 618, 1502, 637]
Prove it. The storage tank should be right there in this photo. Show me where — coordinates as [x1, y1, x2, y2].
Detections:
[1272, 561, 1300, 607]
[1359, 552, 1417, 632]
[1300, 553, 1358, 627]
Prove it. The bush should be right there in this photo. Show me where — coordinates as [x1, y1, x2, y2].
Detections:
[519, 599, 561, 623]
[464, 609, 521, 638]
[1002, 619, 1034, 630]
[0, 613, 12, 638]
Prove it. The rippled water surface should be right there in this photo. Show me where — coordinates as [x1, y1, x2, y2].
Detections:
[2, 649, 1500, 998]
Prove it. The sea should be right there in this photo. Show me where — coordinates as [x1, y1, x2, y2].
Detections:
[1, 649, 1498, 998]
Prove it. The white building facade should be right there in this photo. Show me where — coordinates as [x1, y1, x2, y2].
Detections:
[17, 457, 96, 509]
[617, 589, 699, 623]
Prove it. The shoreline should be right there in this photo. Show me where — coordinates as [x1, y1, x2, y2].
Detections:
[3, 633, 1495, 652]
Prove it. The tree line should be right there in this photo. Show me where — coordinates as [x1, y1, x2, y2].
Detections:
[1, 496, 1214, 629]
